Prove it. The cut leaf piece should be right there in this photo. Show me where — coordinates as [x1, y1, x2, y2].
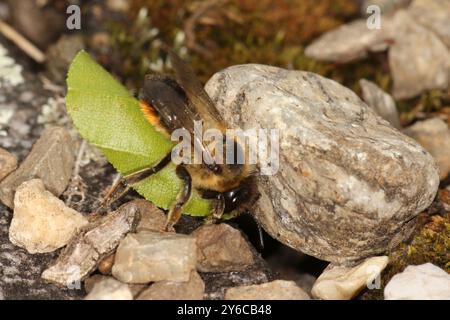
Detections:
[66, 50, 210, 216]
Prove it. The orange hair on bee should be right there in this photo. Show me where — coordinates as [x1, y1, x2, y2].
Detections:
[139, 100, 170, 137]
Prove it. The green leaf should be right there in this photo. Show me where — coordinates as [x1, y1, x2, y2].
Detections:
[66, 50, 210, 216]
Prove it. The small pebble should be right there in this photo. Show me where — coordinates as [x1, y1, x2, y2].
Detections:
[304, 19, 393, 63]
[225, 280, 310, 300]
[192, 223, 255, 272]
[98, 253, 115, 275]
[85, 277, 133, 300]
[42, 201, 140, 286]
[384, 263, 450, 300]
[0, 148, 17, 182]
[112, 231, 197, 283]
[132, 199, 171, 233]
[311, 256, 389, 300]
[85, 274, 146, 298]
[404, 118, 450, 180]
[389, 10, 450, 99]
[359, 79, 401, 129]
[407, 0, 450, 48]
[9, 179, 88, 254]
[0, 126, 74, 208]
[137, 271, 204, 300]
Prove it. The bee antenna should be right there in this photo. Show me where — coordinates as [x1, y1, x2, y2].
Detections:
[257, 220, 265, 250]
[246, 210, 265, 250]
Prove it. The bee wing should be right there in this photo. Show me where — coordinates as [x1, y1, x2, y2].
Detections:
[139, 75, 216, 165]
[140, 75, 198, 133]
[167, 50, 225, 128]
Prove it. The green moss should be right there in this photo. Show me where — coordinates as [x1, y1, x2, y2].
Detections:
[361, 211, 450, 300]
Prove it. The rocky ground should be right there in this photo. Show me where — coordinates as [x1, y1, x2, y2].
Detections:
[0, 0, 449, 300]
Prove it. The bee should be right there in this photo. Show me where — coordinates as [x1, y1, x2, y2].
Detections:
[99, 50, 259, 231]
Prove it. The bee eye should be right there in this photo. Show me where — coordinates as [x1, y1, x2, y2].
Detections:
[223, 186, 249, 213]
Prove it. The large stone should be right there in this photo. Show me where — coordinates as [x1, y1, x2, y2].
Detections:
[41, 201, 140, 286]
[0, 126, 74, 208]
[311, 256, 389, 300]
[359, 79, 401, 129]
[403, 118, 450, 180]
[137, 271, 204, 300]
[384, 263, 450, 300]
[304, 19, 393, 63]
[85, 277, 133, 300]
[408, 0, 450, 48]
[205, 64, 439, 264]
[389, 10, 450, 99]
[225, 280, 310, 300]
[0, 147, 17, 181]
[191, 223, 255, 272]
[9, 179, 88, 254]
[112, 231, 197, 283]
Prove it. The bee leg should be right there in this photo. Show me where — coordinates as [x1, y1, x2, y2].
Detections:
[96, 152, 172, 213]
[204, 194, 225, 224]
[165, 165, 192, 231]
[95, 176, 130, 213]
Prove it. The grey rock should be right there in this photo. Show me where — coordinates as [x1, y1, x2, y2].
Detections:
[0, 147, 17, 181]
[41, 202, 140, 286]
[137, 271, 204, 300]
[205, 64, 439, 264]
[200, 238, 276, 300]
[359, 79, 401, 129]
[9, 179, 88, 254]
[384, 263, 450, 300]
[84, 277, 132, 300]
[192, 223, 255, 272]
[408, 0, 450, 48]
[0, 126, 75, 208]
[403, 118, 450, 179]
[112, 231, 197, 283]
[304, 19, 393, 63]
[132, 199, 171, 233]
[225, 280, 310, 300]
[7, 0, 65, 49]
[46, 35, 84, 84]
[389, 10, 450, 99]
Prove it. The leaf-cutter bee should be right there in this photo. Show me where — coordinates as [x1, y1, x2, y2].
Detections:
[99, 50, 259, 230]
